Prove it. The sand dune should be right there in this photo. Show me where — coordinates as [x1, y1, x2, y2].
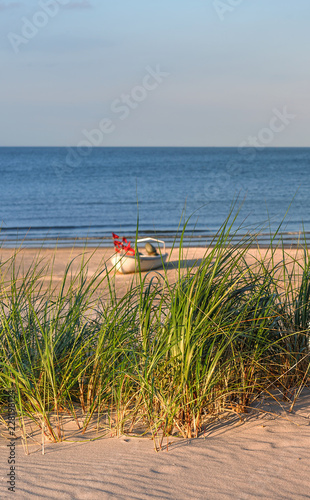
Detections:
[1, 390, 309, 499]
[1, 247, 309, 498]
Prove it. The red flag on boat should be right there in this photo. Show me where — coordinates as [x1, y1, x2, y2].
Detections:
[112, 233, 135, 255]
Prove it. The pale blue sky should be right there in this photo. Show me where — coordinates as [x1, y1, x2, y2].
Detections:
[0, 0, 309, 146]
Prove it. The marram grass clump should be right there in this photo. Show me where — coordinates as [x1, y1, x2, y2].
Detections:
[0, 224, 309, 451]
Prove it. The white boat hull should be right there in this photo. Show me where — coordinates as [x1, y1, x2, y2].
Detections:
[112, 253, 168, 274]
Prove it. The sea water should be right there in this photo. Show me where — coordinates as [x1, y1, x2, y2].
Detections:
[0, 147, 309, 247]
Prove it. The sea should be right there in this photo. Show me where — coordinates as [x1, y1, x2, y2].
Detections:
[0, 147, 310, 248]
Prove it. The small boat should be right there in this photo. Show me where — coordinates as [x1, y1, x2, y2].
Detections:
[112, 237, 168, 274]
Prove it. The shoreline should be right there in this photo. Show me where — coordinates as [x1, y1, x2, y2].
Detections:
[2, 227, 310, 251]
[1, 237, 310, 251]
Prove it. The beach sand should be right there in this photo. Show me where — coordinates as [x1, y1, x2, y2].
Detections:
[0, 245, 307, 298]
[0, 246, 309, 499]
[0, 390, 309, 499]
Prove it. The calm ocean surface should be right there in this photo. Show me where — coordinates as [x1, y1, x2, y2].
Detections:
[0, 147, 310, 247]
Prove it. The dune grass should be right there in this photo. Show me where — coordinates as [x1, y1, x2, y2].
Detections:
[0, 219, 309, 451]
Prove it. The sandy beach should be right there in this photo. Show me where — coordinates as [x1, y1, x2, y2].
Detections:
[0, 389, 309, 499]
[0, 245, 307, 298]
[0, 246, 309, 499]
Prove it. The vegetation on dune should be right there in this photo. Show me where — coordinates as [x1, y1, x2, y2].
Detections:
[0, 218, 309, 451]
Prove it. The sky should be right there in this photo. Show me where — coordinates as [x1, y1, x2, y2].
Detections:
[0, 0, 309, 147]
